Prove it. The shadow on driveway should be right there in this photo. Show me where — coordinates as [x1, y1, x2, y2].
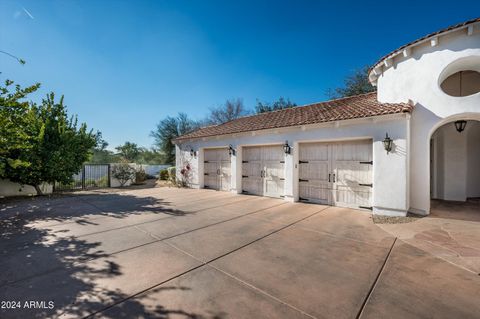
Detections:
[0, 192, 215, 318]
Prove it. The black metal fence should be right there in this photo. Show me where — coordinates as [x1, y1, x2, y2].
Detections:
[54, 164, 110, 191]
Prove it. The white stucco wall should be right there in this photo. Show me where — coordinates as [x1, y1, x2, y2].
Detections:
[432, 123, 467, 201]
[375, 23, 480, 214]
[467, 121, 480, 198]
[176, 114, 410, 216]
[0, 179, 53, 198]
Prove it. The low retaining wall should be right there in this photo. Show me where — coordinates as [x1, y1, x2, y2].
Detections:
[0, 179, 53, 198]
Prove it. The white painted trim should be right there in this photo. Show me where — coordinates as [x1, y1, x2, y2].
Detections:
[369, 21, 479, 83]
[295, 136, 372, 145]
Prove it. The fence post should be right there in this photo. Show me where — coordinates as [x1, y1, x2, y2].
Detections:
[82, 165, 86, 190]
[108, 164, 111, 187]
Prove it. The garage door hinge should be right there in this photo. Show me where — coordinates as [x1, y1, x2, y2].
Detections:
[280, 178, 285, 181]
[242, 175, 248, 178]
[280, 161, 285, 163]
[299, 197, 309, 201]
[204, 173, 209, 176]
[204, 161, 209, 163]
[242, 160, 249, 163]
[299, 160, 309, 164]
[359, 161, 373, 165]
[359, 206, 373, 210]
[299, 179, 309, 182]
[359, 183, 373, 187]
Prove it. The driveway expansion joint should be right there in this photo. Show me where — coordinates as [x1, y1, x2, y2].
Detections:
[356, 237, 397, 319]
[89, 206, 329, 318]
[0, 200, 286, 289]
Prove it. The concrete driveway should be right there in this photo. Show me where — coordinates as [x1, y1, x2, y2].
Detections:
[0, 188, 479, 318]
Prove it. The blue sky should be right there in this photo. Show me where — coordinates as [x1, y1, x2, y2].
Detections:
[1, 0, 479, 150]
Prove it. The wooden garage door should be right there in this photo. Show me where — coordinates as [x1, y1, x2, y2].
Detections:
[242, 145, 285, 198]
[204, 148, 231, 191]
[299, 140, 372, 209]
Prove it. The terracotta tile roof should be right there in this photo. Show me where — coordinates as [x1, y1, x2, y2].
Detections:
[370, 17, 480, 78]
[175, 92, 412, 141]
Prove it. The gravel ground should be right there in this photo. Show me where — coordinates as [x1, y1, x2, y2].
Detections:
[372, 213, 424, 224]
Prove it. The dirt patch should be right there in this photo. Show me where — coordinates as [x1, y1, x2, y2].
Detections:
[373, 213, 424, 224]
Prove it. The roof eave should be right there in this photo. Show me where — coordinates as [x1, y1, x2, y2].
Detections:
[368, 18, 480, 85]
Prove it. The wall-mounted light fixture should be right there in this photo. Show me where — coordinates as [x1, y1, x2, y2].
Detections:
[383, 133, 393, 154]
[283, 141, 291, 154]
[228, 145, 236, 156]
[190, 149, 196, 157]
[454, 120, 467, 133]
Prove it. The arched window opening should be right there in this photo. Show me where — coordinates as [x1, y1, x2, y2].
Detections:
[440, 70, 480, 97]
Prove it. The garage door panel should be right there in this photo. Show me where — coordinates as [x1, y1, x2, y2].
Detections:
[242, 145, 285, 198]
[242, 162, 262, 178]
[335, 188, 371, 208]
[335, 162, 372, 187]
[220, 161, 231, 191]
[243, 147, 262, 161]
[262, 146, 284, 161]
[242, 177, 263, 195]
[299, 181, 331, 204]
[299, 162, 329, 181]
[299, 140, 372, 209]
[204, 162, 218, 174]
[204, 148, 231, 191]
[335, 141, 372, 161]
[265, 162, 284, 179]
[265, 179, 284, 198]
[299, 143, 329, 161]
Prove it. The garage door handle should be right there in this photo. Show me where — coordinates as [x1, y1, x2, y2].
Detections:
[359, 183, 373, 187]
[328, 174, 331, 182]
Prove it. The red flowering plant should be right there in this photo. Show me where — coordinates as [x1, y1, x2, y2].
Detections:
[178, 161, 192, 187]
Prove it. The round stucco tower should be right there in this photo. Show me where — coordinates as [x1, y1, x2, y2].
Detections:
[369, 18, 480, 215]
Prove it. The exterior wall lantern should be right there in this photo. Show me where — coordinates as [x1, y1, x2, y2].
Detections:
[283, 141, 291, 154]
[228, 145, 236, 156]
[189, 149, 196, 158]
[454, 120, 467, 133]
[383, 133, 393, 154]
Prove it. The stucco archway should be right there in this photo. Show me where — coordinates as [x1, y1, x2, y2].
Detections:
[428, 114, 480, 214]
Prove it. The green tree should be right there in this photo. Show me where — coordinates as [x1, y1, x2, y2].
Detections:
[255, 97, 297, 113]
[207, 98, 249, 124]
[1, 81, 98, 194]
[136, 148, 164, 164]
[89, 135, 119, 163]
[115, 141, 140, 162]
[326, 65, 375, 99]
[0, 80, 40, 175]
[151, 113, 198, 165]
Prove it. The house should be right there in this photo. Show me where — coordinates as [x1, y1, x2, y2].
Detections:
[174, 18, 480, 217]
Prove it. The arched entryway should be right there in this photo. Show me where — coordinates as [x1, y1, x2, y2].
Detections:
[430, 119, 480, 218]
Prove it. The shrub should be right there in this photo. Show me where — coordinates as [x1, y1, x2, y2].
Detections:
[159, 169, 169, 180]
[167, 166, 176, 183]
[135, 166, 147, 184]
[96, 176, 109, 187]
[112, 162, 135, 187]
